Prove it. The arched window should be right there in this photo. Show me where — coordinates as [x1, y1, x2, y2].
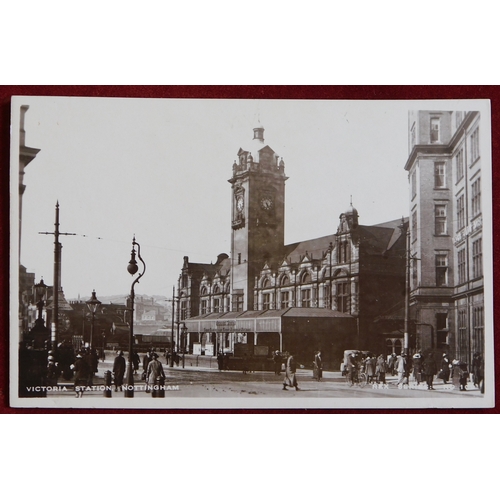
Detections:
[301, 272, 311, 284]
[200, 286, 208, 296]
[262, 278, 270, 289]
[280, 275, 289, 286]
[213, 285, 220, 294]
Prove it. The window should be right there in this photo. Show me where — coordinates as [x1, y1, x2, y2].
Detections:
[301, 272, 311, 284]
[201, 299, 208, 315]
[472, 178, 481, 217]
[411, 170, 417, 199]
[434, 162, 446, 188]
[435, 254, 448, 286]
[458, 308, 467, 358]
[472, 306, 484, 354]
[213, 298, 220, 313]
[430, 117, 441, 143]
[411, 211, 417, 242]
[336, 282, 349, 313]
[457, 248, 466, 284]
[262, 293, 271, 310]
[471, 127, 480, 162]
[338, 240, 350, 263]
[180, 301, 187, 321]
[472, 238, 483, 279]
[436, 313, 448, 348]
[234, 294, 244, 312]
[455, 148, 464, 182]
[181, 274, 188, 288]
[262, 278, 270, 288]
[301, 288, 311, 308]
[280, 275, 289, 286]
[435, 205, 447, 235]
[457, 194, 465, 230]
[280, 291, 290, 309]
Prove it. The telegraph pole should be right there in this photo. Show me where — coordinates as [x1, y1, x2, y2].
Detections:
[39, 202, 76, 353]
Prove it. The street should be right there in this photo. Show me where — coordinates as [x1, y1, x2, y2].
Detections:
[45, 351, 483, 400]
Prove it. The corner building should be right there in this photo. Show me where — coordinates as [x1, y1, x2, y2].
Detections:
[179, 124, 407, 367]
[405, 110, 483, 366]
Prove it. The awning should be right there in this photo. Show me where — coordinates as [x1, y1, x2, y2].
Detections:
[183, 307, 353, 334]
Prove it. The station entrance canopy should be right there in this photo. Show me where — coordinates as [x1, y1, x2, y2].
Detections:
[183, 308, 356, 364]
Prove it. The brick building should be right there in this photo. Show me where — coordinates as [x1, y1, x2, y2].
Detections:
[177, 124, 408, 366]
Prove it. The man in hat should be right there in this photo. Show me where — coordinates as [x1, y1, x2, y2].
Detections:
[73, 352, 91, 398]
[112, 350, 126, 392]
[146, 351, 165, 394]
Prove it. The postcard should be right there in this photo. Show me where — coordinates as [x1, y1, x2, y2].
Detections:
[10, 96, 494, 409]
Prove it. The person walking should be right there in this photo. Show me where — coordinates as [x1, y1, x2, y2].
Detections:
[388, 353, 397, 375]
[471, 353, 483, 388]
[146, 352, 165, 395]
[112, 350, 126, 392]
[364, 354, 375, 383]
[423, 352, 437, 390]
[396, 353, 407, 386]
[217, 351, 224, 371]
[412, 352, 423, 385]
[283, 352, 300, 391]
[439, 353, 451, 384]
[313, 350, 323, 381]
[347, 352, 358, 384]
[73, 353, 91, 398]
[375, 354, 387, 384]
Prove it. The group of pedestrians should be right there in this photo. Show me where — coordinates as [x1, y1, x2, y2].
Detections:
[72, 347, 99, 397]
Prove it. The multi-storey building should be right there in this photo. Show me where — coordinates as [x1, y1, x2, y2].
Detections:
[404, 110, 483, 365]
[178, 124, 408, 365]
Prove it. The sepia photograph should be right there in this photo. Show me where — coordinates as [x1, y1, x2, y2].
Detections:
[10, 96, 494, 409]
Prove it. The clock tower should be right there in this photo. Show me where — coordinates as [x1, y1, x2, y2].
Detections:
[229, 124, 287, 311]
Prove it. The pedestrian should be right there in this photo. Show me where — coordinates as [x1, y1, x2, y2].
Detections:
[142, 351, 151, 379]
[217, 351, 224, 371]
[375, 354, 387, 383]
[438, 353, 451, 384]
[73, 353, 90, 398]
[273, 350, 282, 375]
[388, 353, 397, 375]
[396, 353, 407, 386]
[364, 354, 375, 383]
[347, 352, 358, 384]
[283, 352, 300, 391]
[132, 351, 140, 374]
[458, 360, 469, 391]
[146, 352, 165, 394]
[423, 352, 437, 390]
[471, 352, 482, 388]
[112, 350, 126, 392]
[83, 348, 94, 387]
[412, 352, 423, 385]
[46, 355, 59, 386]
[313, 350, 323, 381]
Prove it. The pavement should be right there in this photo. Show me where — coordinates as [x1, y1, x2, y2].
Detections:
[43, 351, 484, 400]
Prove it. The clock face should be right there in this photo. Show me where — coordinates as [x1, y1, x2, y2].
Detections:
[236, 196, 244, 212]
[260, 196, 273, 211]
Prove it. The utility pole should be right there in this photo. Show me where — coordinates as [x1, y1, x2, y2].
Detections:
[170, 286, 175, 367]
[39, 202, 76, 353]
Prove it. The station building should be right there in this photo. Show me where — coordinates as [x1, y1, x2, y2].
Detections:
[178, 124, 408, 367]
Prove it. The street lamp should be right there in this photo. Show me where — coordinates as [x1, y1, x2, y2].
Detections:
[33, 278, 48, 322]
[85, 290, 101, 351]
[32, 278, 49, 349]
[181, 322, 187, 368]
[125, 236, 146, 398]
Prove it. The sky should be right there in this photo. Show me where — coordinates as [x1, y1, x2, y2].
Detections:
[12, 97, 445, 300]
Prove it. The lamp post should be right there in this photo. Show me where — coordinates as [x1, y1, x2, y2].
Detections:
[181, 322, 187, 368]
[33, 278, 48, 322]
[85, 290, 101, 351]
[125, 236, 146, 398]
